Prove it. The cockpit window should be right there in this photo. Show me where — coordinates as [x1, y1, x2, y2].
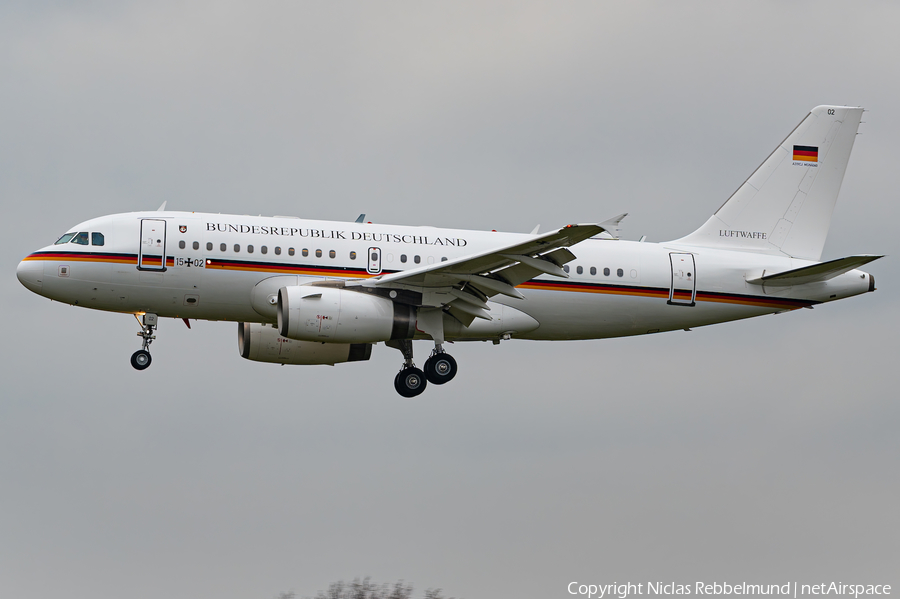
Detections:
[91, 232, 105, 246]
[55, 233, 76, 245]
[71, 232, 89, 245]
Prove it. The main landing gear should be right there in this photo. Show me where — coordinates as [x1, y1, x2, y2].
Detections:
[387, 339, 459, 398]
[424, 349, 457, 385]
[131, 313, 157, 371]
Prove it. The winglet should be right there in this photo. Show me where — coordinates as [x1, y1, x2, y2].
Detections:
[593, 213, 628, 239]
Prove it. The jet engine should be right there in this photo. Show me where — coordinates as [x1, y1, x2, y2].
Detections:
[238, 322, 372, 365]
[277, 286, 415, 343]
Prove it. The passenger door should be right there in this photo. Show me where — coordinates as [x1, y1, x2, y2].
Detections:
[139, 219, 167, 271]
[668, 252, 696, 306]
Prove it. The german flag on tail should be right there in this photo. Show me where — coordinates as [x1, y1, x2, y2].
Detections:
[793, 145, 818, 162]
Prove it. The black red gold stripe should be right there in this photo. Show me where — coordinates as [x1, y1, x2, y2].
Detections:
[24, 252, 818, 311]
[519, 279, 816, 310]
[24, 251, 138, 265]
[204, 257, 378, 278]
[24, 251, 174, 267]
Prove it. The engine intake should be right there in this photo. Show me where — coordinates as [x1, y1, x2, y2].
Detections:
[277, 286, 414, 343]
[238, 322, 372, 365]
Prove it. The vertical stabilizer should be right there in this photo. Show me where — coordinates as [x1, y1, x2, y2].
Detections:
[672, 106, 863, 260]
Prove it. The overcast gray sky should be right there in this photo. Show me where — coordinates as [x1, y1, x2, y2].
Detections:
[2, 2, 898, 598]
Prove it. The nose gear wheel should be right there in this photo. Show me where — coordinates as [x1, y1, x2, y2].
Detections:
[131, 350, 152, 370]
[131, 313, 157, 371]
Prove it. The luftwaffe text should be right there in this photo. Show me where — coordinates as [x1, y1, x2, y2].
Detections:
[719, 230, 768, 240]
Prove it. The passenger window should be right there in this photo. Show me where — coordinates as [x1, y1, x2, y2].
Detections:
[261, 246, 267, 254]
[400, 254, 407, 263]
[71, 232, 89, 245]
[207, 242, 213, 251]
[329, 250, 336, 259]
[301, 249, 308, 257]
[563, 265, 569, 273]
[275, 247, 281, 255]
[617, 268, 624, 277]
[414, 255, 421, 264]
[576, 266, 583, 275]
[220, 243, 227, 252]
[350, 251, 357, 260]
[590, 266, 597, 275]
[193, 241, 199, 250]
[179, 240, 186, 249]
[441, 257, 448, 262]
[315, 249, 322, 258]
[288, 248, 295, 256]
[92, 232, 105, 246]
[234, 244, 240, 252]
[55, 233, 76, 245]
[603, 267, 610, 276]
[247, 245, 254, 253]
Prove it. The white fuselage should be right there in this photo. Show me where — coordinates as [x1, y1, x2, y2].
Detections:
[17, 211, 874, 342]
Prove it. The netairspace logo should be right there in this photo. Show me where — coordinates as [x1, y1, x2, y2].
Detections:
[567, 582, 892, 599]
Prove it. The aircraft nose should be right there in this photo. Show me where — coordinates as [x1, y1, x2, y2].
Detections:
[16, 257, 43, 293]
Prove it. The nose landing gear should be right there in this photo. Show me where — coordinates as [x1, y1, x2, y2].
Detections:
[131, 313, 157, 371]
[131, 349, 151, 370]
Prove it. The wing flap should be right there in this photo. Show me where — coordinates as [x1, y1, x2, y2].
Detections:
[498, 253, 568, 277]
[457, 274, 525, 299]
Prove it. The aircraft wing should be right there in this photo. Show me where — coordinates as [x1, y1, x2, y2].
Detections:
[347, 222, 613, 322]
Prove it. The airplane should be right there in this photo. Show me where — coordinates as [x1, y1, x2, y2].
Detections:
[16, 105, 882, 397]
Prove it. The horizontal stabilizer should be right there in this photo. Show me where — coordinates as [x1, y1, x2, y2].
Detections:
[747, 255, 883, 286]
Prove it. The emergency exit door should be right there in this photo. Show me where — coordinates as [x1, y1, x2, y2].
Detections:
[367, 247, 382, 274]
[668, 252, 696, 306]
[138, 219, 167, 271]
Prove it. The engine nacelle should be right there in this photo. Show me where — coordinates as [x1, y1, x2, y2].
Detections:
[238, 322, 372, 365]
[277, 286, 415, 343]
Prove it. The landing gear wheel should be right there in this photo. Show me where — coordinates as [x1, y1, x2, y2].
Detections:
[424, 353, 457, 385]
[131, 350, 152, 370]
[394, 367, 427, 398]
